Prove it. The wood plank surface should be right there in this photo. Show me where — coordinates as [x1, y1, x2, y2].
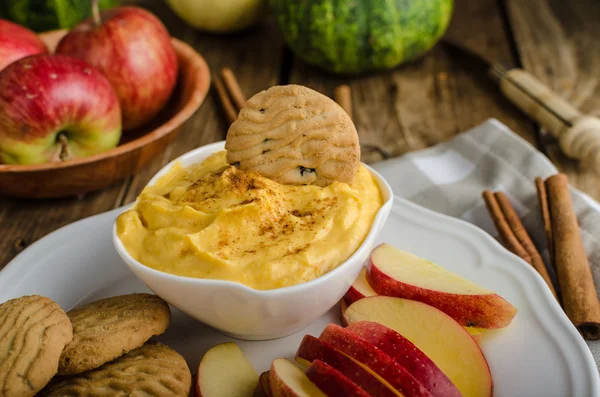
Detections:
[505, 0, 600, 199]
[287, 0, 536, 165]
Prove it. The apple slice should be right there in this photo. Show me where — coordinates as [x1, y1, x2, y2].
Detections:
[196, 342, 258, 397]
[259, 372, 272, 397]
[319, 324, 432, 397]
[296, 335, 398, 397]
[346, 321, 461, 397]
[344, 296, 492, 397]
[466, 327, 485, 343]
[342, 298, 484, 342]
[340, 300, 349, 326]
[368, 244, 517, 328]
[305, 360, 371, 397]
[344, 267, 378, 305]
[269, 359, 326, 397]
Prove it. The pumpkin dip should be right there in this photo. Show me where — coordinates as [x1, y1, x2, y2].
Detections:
[116, 151, 383, 290]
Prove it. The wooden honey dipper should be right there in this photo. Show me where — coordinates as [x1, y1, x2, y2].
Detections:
[444, 37, 600, 169]
[492, 66, 600, 169]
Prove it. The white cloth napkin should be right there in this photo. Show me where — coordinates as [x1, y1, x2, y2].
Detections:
[371, 118, 600, 367]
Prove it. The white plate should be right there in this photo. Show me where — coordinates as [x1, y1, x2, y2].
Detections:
[0, 197, 598, 396]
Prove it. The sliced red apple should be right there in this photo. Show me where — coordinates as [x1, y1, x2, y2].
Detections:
[305, 360, 370, 397]
[342, 297, 485, 342]
[346, 321, 461, 397]
[344, 296, 492, 397]
[344, 267, 378, 305]
[196, 342, 258, 397]
[319, 324, 432, 397]
[296, 334, 398, 397]
[269, 359, 326, 397]
[367, 244, 517, 328]
[257, 371, 272, 397]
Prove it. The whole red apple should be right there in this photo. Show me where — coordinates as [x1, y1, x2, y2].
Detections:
[0, 54, 122, 165]
[0, 20, 48, 72]
[55, 5, 178, 131]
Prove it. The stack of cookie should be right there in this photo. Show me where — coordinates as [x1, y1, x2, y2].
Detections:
[0, 293, 192, 397]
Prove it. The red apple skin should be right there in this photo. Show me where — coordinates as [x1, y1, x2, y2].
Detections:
[346, 322, 461, 397]
[343, 287, 369, 306]
[367, 256, 517, 328]
[296, 335, 397, 397]
[56, 6, 178, 131]
[319, 324, 432, 397]
[0, 54, 121, 164]
[343, 268, 378, 305]
[0, 20, 48, 72]
[306, 360, 370, 397]
[259, 372, 272, 397]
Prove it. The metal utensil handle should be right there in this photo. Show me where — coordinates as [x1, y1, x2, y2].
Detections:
[498, 68, 600, 170]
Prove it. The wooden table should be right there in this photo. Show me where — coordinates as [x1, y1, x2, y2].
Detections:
[1, 0, 599, 270]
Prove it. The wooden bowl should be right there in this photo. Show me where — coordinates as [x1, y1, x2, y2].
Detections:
[0, 30, 210, 198]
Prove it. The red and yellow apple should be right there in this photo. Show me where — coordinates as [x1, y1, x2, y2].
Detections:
[319, 324, 431, 397]
[343, 267, 378, 305]
[296, 335, 397, 397]
[0, 54, 121, 164]
[305, 359, 370, 397]
[0, 20, 48, 72]
[269, 358, 326, 397]
[341, 294, 485, 343]
[346, 321, 461, 397]
[344, 296, 493, 397]
[56, 6, 178, 130]
[367, 243, 517, 328]
[195, 342, 258, 397]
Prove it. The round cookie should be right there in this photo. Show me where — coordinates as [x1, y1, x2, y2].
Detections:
[58, 293, 171, 375]
[43, 342, 191, 397]
[0, 295, 73, 397]
[225, 84, 360, 187]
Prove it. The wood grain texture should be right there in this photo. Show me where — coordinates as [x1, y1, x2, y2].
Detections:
[505, 0, 600, 199]
[286, 0, 535, 165]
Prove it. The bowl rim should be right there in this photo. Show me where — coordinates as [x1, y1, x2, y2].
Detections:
[0, 37, 210, 173]
[113, 141, 394, 296]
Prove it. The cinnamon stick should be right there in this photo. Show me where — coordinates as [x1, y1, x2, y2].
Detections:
[213, 76, 238, 125]
[220, 68, 246, 111]
[535, 177, 554, 269]
[482, 191, 532, 263]
[334, 85, 353, 120]
[482, 190, 558, 299]
[494, 192, 558, 300]
[546, 174, 600, 339]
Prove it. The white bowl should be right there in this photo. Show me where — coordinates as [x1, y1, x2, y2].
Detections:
[113, 141, 393, 340]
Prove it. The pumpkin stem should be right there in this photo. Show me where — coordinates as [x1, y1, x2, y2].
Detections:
[91, 0, 102, 26]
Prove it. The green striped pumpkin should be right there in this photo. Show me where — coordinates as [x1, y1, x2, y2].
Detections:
[269, 0, 453, 74]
